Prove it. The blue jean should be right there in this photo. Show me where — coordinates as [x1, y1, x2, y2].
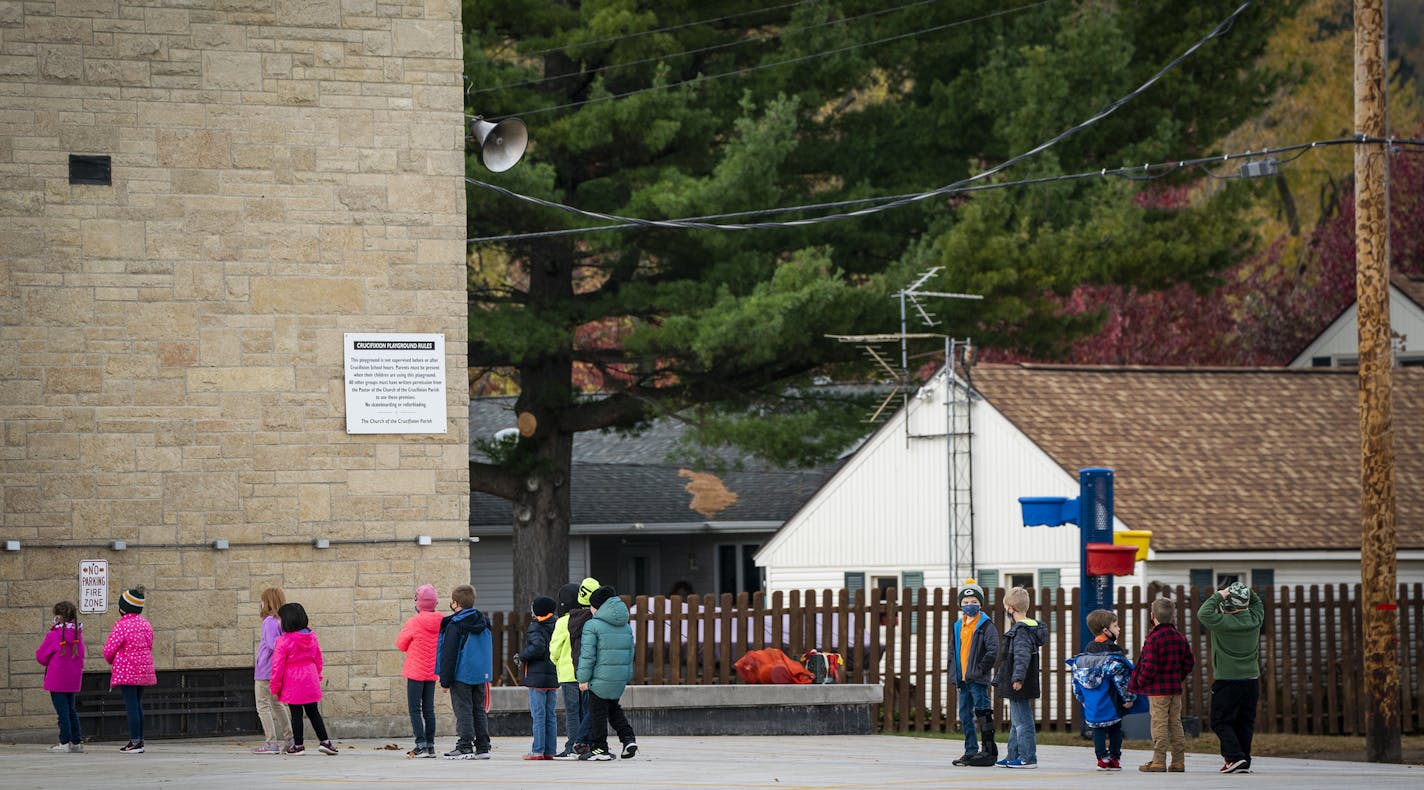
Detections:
[1092, 721, 1123, 759]
[529, 688, 558, 756]
[51, 692, 81, 744]
[1005, 698, 1036, 763]
[559, 682, 585, 751]
[956, 682, 990, 753]
[120, 685, 145, 742]
[407, 679, 436, 748]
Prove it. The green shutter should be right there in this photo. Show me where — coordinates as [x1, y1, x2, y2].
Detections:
[1250, 568, 1274, 594]
[1189, 568, 1214, 600]
[903, 571, 924, 633]
[844, 572, 865, 595]
[1038, 568, 1061, 632]
[976, 569, 998, 605]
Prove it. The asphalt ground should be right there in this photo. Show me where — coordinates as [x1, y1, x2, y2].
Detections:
[1, 735, 1420, 790]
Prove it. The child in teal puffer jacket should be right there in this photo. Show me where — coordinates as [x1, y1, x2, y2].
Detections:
[575, 586, 637, 761]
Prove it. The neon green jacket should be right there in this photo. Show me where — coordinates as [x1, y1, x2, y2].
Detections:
[550, 613, 575, 683]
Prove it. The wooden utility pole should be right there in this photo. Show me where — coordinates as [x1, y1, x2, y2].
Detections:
[1354, 0, 1401, 764]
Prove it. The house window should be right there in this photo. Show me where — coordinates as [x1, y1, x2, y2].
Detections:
[1250, 568, 1275, 592]
[872, 575, 899, 604]
[1006, 573, 1034, 591]
[716, 543, 760, 595]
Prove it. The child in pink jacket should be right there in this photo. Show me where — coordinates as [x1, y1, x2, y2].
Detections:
[36, 600, 85, 753]
[103, 586, 155, 754]
[396, 584, 442, 758]
[271, 602, 337, 756]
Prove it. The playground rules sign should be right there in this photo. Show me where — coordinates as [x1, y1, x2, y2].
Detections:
[79, 560, 107, 614]
[343, 333, 447, 434]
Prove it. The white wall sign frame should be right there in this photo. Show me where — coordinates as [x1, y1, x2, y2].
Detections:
[343, 333, 448, 434]
[79, 559, 108, 614]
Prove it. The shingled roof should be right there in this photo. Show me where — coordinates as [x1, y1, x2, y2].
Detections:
[969, 364, 1424, 552]
[469, 397, 836, 530]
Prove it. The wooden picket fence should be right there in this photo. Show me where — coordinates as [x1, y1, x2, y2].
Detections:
[489, 583, 1424, 735]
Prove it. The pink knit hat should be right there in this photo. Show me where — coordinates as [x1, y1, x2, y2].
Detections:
[416, 584, 438, 612]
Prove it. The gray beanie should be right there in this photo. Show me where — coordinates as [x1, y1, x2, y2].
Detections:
[958, 580, 985, 605]
[1223, 581, 1252, 610]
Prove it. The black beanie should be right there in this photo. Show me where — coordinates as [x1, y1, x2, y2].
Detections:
[119, 585, 146, 614]
[554, 583, 579, 616]
[589, 585, 616, 610]
[532, 595, 557, 618]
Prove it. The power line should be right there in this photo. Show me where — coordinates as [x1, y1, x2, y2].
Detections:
[503, 0, 1056, 119]
[469, 0, 950, 98]
[465, 1, 1258, 238]
[465, 137, 1424, 243]
[520, 0, 819, 59]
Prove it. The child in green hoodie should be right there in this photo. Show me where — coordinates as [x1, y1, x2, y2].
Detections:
[1197, 581, 1264, 774]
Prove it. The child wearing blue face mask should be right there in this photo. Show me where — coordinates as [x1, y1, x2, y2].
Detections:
[950, 579, 999, 767]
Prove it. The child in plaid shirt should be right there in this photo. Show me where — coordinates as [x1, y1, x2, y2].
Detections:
[1128, 597, 1195, 772]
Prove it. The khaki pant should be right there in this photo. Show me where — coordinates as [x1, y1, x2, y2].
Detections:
[1148, 694, 1186, 758]
[254, 679, 293, 744]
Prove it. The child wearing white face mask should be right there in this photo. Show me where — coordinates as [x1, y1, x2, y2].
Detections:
[950, 579, 999, 767]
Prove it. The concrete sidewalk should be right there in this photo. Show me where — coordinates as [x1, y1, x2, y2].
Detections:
[1, 735, 1419, 789]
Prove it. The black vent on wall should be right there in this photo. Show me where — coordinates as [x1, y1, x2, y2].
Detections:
[69, 154, 112, 185]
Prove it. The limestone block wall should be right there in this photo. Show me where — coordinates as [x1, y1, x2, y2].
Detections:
[0, 0, 470, 737]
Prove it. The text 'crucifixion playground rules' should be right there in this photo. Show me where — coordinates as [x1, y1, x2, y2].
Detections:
[343, 333, 447, 434]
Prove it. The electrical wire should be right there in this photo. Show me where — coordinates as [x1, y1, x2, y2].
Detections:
[465, 1, 1257, 237]
[466, 136, 1424, 244]
[503, 0, 1056, 119]
[469, 0, 951, 97]
[520, 0, 820, 59]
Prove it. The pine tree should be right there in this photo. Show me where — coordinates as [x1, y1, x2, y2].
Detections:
[461, 0, 1294, 603]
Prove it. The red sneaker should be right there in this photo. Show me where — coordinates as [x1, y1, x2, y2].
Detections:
[1108, 758, 1122, 771]
[1097, 758, 1112, 771]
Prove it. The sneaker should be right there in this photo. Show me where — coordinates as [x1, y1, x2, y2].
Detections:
[422, 746, 438, 758]
[522, 753, 546, 761]
[1222, 759, 1250, 773]
[1004, 759, 1037, 769]
[119, 741, 145, 754]
[317, 741, 338, 756]
[579, 747, 614, 761]
[553, 749, 580, 760]
[48, 744, 70, 753]
[444, 747, 473, 760]
[1097, 758, 1113, 771]
[68, 743, 84, 753]
[252, 742, 283, 754]
[284, 744, 305, 755]
[995, 758, 1011, 767]
[472, 748, 491, 760]
[620, 742, 638, 759]
[952, 752, 975, 767]
[1108, 757, 1122, 771]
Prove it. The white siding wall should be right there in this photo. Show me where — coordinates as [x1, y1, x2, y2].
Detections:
[1290, 288, 1424, 366]
[1144, 557, 1424, 588]
[760, 377, 1128, 594]
[468, 535, 590, 613]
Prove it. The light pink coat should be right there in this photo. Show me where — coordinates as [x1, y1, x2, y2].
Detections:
[102, 613, 156, 687]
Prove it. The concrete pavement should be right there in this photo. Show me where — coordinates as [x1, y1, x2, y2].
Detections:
[1, 735, 1420, 789]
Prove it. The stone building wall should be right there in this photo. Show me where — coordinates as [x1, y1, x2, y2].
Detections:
[0, 0, 469, 738]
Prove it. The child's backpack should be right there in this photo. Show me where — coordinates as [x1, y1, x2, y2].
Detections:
[800, 649, 843, 684]
[734, 648, 813, 684]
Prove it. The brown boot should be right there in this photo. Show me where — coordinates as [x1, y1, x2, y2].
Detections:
[1168, 754, 1185, 772]
[1139, 756, 1167, 773]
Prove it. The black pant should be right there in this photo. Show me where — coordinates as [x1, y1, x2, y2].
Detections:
[586, 691, 635, 752]
[1209, 678, 1258, 763]
[289, 702, 329, 746]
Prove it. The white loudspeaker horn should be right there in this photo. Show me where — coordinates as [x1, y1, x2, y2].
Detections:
[470, 116, 527, 173]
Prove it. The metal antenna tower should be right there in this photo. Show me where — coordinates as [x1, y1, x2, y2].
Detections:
[828, 269, 982, 583]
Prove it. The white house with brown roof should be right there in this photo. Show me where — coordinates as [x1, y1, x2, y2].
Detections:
[1290, 271, 1424, 368]
[756, 365, 1424, 596]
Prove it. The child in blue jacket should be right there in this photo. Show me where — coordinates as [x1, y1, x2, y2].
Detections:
[436, 584, 492, 759]
[1068, 609, 1137, 771]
